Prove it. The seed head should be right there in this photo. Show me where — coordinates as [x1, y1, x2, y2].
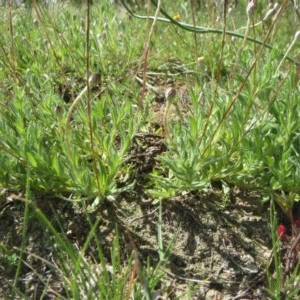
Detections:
[295, 30, 300, 41]
[263, 3, 279, 22]
[246, 0, 257, 17]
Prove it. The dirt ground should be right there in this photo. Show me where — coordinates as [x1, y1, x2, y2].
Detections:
[0, 187, 273, 299]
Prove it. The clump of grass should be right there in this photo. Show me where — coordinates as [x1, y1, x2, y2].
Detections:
[0, 2, 141, 203]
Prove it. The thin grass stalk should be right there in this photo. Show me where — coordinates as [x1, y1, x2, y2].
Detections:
[37, 5, 77, 102]
[190, 0, 198, 60]
[84, 212, 119, 294]
[244, 0, 295, 136]
[199, 0, 227, 152]
[9, 285, 28, 299]
[12, 167, 31, 298]
[34, 208, 80, 298]
[44, 8, 78, 67]
[276, 30, 300, 73]
[198, 0, 230, 156]
[199, 2, 230, 153]
[0, 43, 13, 72]
[287, 256, 300, 298]
[85, 0, 101, 196]
[249, 65, 293, 138]
[251, 15, 257, 88]
[92, 232, 111, 296]
[157, 199, 165, 262]
[230, 1, 254, 84]
[32, 0, 62, 69]
[0, 143, 26, 165]
[215, 0, 228, 84]
[265, 200, 283, 298]
[291, 0, 300, 22]
[138, 0, 161, 112]
[72, 217, 101, 296]
[126, 228, 152, 300]
[8, 0, 17, 83]
[247, 0, 300, 132]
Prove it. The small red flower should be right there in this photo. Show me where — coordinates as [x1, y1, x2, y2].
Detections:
[278, 224, 289, 241]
